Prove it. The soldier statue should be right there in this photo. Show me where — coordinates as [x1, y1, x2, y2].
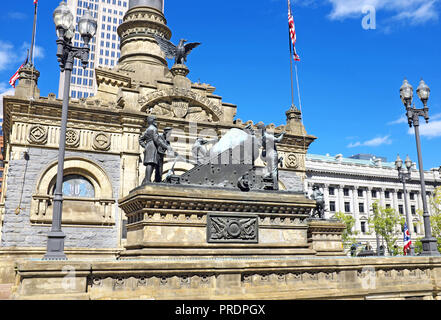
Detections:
[139, 116, 175, 184]
[310, 185, 325, 219]
[257, 123, 285, 190]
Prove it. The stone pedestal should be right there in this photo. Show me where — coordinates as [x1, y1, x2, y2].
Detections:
[118, 184, 345, 258]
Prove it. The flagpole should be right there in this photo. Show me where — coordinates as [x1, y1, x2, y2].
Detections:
[294, 61, 303, 113]
[288, 33, 295, 107]
[288, 1, 295, 107]
[29, 1, 38, 66]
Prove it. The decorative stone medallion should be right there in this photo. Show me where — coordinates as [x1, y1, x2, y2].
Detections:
[285, 153, 299, 169]
[207, 213, 258, 243]
[92, 132, 111, 151]
[28, 125, 48, 145]
[65, 129, 80, 148]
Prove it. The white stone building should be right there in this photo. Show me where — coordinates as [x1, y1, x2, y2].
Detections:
[58, 0, 129, 99]
[305, 153, 441, 252]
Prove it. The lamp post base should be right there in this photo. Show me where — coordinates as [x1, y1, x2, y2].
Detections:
[43, 231, 67, 260]
[419, 237, 440, 256]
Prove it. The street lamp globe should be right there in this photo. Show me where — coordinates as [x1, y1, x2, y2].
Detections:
[64, 25, 75, 42]
[395, 155, 403, 171]
[400, 79, 413, 106]
[417, 79, 430, 106]
[53, 1, 74, 34]
[405, 155, 412, 171]
[78, 9, 97, 45]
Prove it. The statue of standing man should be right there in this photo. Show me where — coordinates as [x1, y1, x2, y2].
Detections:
[139, 116, 175, 184]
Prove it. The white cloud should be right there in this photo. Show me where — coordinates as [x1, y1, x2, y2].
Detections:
[392, 0, 439, 24]
[324, 0, 439, 25]
[347, 135, 392, 148]
[389, 113, 441, 126]
[0, 41, 15, 71]
[388, 115, 407, 125]
[0, 83, 15, 120]
[408, 121, 441, 138]
[0, 41, 45, 72]
[8, 12, 27, 20]
[21, 42, 45, 60]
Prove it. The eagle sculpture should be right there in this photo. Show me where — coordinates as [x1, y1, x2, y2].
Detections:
[154, 34, 201, 66]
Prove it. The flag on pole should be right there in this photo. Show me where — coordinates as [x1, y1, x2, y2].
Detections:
[9, 56, 29, 88]
[288, 0, 300, 62]
[34, 0, 38, 4]
[403, 223, 412, 255]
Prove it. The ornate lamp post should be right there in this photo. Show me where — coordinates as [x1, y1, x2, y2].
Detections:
[395, 155, 414, 255]
[400, 79, 440, 256]
[44, 2, 97, 260]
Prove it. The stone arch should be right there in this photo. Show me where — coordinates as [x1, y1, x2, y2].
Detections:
[31, 157, 115, 226]
[35, 157, 113, 199]
[138, 88, 223, 122]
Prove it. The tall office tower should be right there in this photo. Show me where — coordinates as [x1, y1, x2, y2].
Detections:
[58, 0, 129, 99]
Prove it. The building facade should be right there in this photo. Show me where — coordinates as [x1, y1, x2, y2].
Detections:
[58, 0, 129, 99]
[0, 120, 3, 199]
[305, 153, 441, 251]
[0, 0, 313, 268]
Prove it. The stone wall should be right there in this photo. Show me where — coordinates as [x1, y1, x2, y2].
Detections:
[1, 147, 121, 249]
[12, 256, 441, 300]
[279, 170, 304, 193]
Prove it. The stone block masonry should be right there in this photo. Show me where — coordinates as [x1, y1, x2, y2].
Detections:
[1, 147, 121, 249]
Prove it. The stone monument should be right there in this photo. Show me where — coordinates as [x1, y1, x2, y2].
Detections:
[10, 0, 441, 301]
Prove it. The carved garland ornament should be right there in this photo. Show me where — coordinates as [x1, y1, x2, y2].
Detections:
[207, 213, 258, 243]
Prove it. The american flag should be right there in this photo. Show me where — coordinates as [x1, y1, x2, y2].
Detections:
[403, 223, 412, 255]
[288, 0, 300, 62]
[9, 57, 28, 88]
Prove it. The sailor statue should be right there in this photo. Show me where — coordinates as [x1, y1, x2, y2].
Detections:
[257, 123, 286, 190]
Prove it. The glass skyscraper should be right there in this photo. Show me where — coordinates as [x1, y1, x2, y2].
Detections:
[58, 0, 129, 99]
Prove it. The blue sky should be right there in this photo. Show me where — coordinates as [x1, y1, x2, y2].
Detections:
[0, 0, 440, 170]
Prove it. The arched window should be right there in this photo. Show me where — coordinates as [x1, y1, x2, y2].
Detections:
[32, 158, 115, 226]
[61, 174, 95, 198]
[50, 175, 95, 198]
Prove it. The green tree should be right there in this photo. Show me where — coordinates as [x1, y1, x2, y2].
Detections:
[415, 187, 441, 254]
[368, 201, 405, 256]
[427, 186, 441, 253]
[333, 211, 359, 254]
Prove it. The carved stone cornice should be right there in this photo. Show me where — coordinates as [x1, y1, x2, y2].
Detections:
[95, 68, 132, 88]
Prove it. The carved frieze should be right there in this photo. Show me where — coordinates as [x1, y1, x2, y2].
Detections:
[27, 125, 48, 145]
[65, 129, 80, 148]
[93, 132, 111, 151]
[207, 213, 258, 243]
[285, 153, 299, 169]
